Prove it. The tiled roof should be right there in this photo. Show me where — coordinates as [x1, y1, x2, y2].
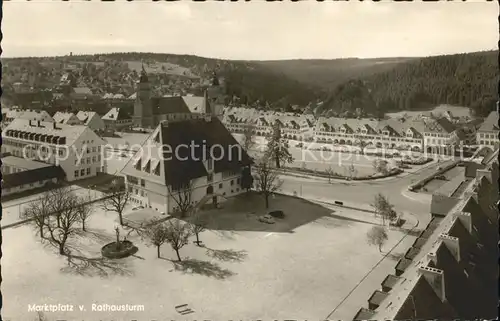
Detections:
[477, 111, 498, 132]
[1, 156, 51, 170]
[2, 165, 65, 188]
[102, 107, 131, 121]
[3, 119, 88, 146]
[368, 290, 389, 307]
[76, 111, 99, 125]
[53, 112, 79, 124]
[181, 95, 206, 113]
[430, 194, 460, 217]
[381, 274, 401, 290]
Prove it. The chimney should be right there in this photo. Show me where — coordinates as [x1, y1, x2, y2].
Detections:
[439, 234, 461, 262]
[418, 265, 446, 302]
[456, 212, 472, 233]
[53, 122, 57, 130]
[37, 120, 41, 127]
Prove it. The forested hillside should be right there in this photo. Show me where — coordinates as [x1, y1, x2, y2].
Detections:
[317, 51, 498, 118]
[255, 57, 416, 90]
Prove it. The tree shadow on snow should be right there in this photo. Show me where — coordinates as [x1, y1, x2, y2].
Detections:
[204, 248, 248, 263]
[167, 258, 236, 280]
[60, 253, 135, 278]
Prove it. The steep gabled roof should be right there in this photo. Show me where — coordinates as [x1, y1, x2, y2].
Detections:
[122, 117, 253, 187]
[151, 96, 192, 115]
[477, 111, 498, 132]
[102, 107, 131, 121]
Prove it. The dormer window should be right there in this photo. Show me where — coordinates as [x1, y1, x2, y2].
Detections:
[383, 130, 389, 136]
[152, 160, 160, 176]
[143, 160, 151, 173]
[134, 158, 142, 170]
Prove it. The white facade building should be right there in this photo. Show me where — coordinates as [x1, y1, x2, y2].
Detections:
[2, 119, 107, 182]
[120, 116, 252, 214]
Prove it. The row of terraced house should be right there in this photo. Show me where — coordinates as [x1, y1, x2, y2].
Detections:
[222, 108, 499, 154]
[354, 149, 498, 320]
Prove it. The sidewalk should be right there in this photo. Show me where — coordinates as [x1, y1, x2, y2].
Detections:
[280, 191, 419, 232]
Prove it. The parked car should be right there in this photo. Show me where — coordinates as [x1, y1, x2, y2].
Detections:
[258, 215, 275, 224]
[132, 206, 144, 211]
[269, 210, 285, 219]
[435, 175, 447, 180]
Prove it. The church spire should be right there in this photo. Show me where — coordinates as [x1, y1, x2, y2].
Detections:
[139, 63, 149, 83]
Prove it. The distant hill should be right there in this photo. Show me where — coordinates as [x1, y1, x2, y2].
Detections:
[316, 51, 498, 118]
[254, 57, 416, 89]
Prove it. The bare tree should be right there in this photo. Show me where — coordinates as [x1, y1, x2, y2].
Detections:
[346, 162, 357, 179]
[254, 157, 283, 208]
[101, 186, 130, 226]
[357, 140, 369, 155]
[47, 187, 75, 228]
[366, 226, 389, 253]
[165, 220, 191, 261]
[325, 166, 334, 184]
[371, 193, 397, 225]
[76, 194, 93, 231]
[190, 210, 208, 246]
[45, 192, 81, 255]
[143, 220, 170, 258]
[241, 123, 256, 152]
[22, 192, 52, 240]
[373, 158, 390, 175]
[168, 181, 193, 218]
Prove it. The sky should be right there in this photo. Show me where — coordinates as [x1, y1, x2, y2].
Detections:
[2, 1, 498, 60]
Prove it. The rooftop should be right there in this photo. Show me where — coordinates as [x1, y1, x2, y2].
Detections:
[1, 156, 52, 170]
[2, 165, 65, 189]
[477, 111, 498, 132]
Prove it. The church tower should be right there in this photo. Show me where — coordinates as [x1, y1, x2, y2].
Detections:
[206, 71, 225, 117]
[133, 65, 154, 128]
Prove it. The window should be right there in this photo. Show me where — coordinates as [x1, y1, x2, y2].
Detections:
[86, 168, 91, 175]
[219, 183, 223, 189]
[98, 146, 101, 152]
[80, 169, 85, 176]
[237, 178, 241, 185]
[98, 155, 101, 162]
[230, 180, 234, 186]
[140, 190, 145, 197]
[87, 157, 91, 164]
[75, 170, 79, 178]
[141, 179, 145, 187]
[92, 156, 96, 163]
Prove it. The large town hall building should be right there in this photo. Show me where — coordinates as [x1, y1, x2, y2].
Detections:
[132, 67, 225, 128]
